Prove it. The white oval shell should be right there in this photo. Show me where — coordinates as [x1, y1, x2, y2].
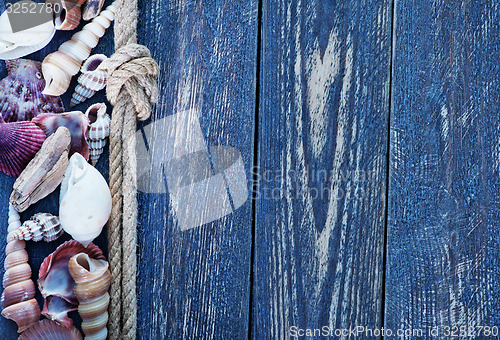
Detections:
[59, 153, 111, 247]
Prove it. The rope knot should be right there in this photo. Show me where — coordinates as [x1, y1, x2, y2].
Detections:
[104, 44, 159, 121]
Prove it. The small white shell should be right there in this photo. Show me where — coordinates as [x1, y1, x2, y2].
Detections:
[59, 153, 111, 247]
[8, 203, 21, 233]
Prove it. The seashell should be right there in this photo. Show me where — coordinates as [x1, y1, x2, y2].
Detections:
[33, 112, 90, 159]
[70, 54, 108, 107]
[82, 0, 106, 21]
[0, 121, 46, 177]
[86, 103, 110, 165]
[0, 4, 56, 60]
[19, 319, 83, 340]
[69, 253, 111, 340]
[10, 127, 71, 212]
[47, 0, 85, 30]
[0, 59, 65, 123]
[60, 153, 112, 247]
[1, 235, 41, 333]
[8, 203, 21, 233]
[7, 213, 63, 243]
[42, 3, 116, 96]
[38, 240, 105, 327]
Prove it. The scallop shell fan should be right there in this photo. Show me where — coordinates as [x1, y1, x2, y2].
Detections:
[0, 121, 46, 177]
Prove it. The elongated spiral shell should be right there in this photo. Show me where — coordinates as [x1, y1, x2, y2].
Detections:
[7, 203, 21, 233]
[7, 213, 63, 243]
[70, 54, 108, 107]
[69, 253, 111, 340]
[1, 207, 40, 333]
[41, 2, 116, 96]
[86, 103, 110, 165]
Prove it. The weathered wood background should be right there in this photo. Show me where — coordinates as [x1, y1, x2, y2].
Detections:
[1, 0, 500, 339]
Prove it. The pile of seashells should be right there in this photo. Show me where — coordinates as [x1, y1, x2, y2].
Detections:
[0, 0, 118, 339]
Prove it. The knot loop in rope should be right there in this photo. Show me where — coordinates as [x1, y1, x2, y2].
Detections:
[104, 44, 159, 121]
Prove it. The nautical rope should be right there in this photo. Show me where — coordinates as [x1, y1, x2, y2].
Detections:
[104, 0, 159, 338]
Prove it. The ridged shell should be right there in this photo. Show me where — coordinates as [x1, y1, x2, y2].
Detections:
[60, 153, 112, 246]
[70, 54, 108, 107]
[1, 234, 41, 333]
[0, 121, 46, 177]
[86, 103, 110, 165]
[42, 3, 116, 96]
[7, 213, 63, 243]
[19, 319, 83, 340]
[69, 253, 110, 340]
[0, 6, 55, 60]
[32, 111, 90, 160]
[0, 59, 65, 123]
[38, 240, 105, 327]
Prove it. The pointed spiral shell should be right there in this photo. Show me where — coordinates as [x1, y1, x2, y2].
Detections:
[7, 213, 63, 243]
[69, 253, 111, 340]
[41, 2, 116, 96]
[86, 103, 110, 166]
[70, 54, 109, 107]
[1, 207, 40, 333]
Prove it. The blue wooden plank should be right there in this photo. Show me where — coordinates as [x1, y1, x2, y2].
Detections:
[0, 0, 114, 336]
[386, 0, 500, 337]
[252, 0, 392, 338]
[135, 0, 258, 338]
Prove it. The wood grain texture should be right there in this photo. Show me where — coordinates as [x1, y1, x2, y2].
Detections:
[252, 0, 392, 338]
[385, 0, 500, 337]
[0, 0, 114, 336]
[135, 0, 258, 338]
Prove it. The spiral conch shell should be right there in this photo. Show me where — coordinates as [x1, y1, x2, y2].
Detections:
[69, 253, 111, 340]
[1, 207, 40, 333]
[70, 54, 108, 108]
[86, 103, 110, 166]
[38, 240, 105, 327]
[7, 213, 63, 243]
[42, 2, 116, 96]
[60, 153, 112, 247]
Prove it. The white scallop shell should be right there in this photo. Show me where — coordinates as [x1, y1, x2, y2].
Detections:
[59, 153, 111, 247]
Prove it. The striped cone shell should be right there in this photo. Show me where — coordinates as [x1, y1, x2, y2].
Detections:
[85, 103, 110, 165]
[7, 213, 63, 243]
[70, 54, 108, 108]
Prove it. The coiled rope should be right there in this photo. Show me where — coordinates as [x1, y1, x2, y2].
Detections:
[102, 0, 159, 338]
